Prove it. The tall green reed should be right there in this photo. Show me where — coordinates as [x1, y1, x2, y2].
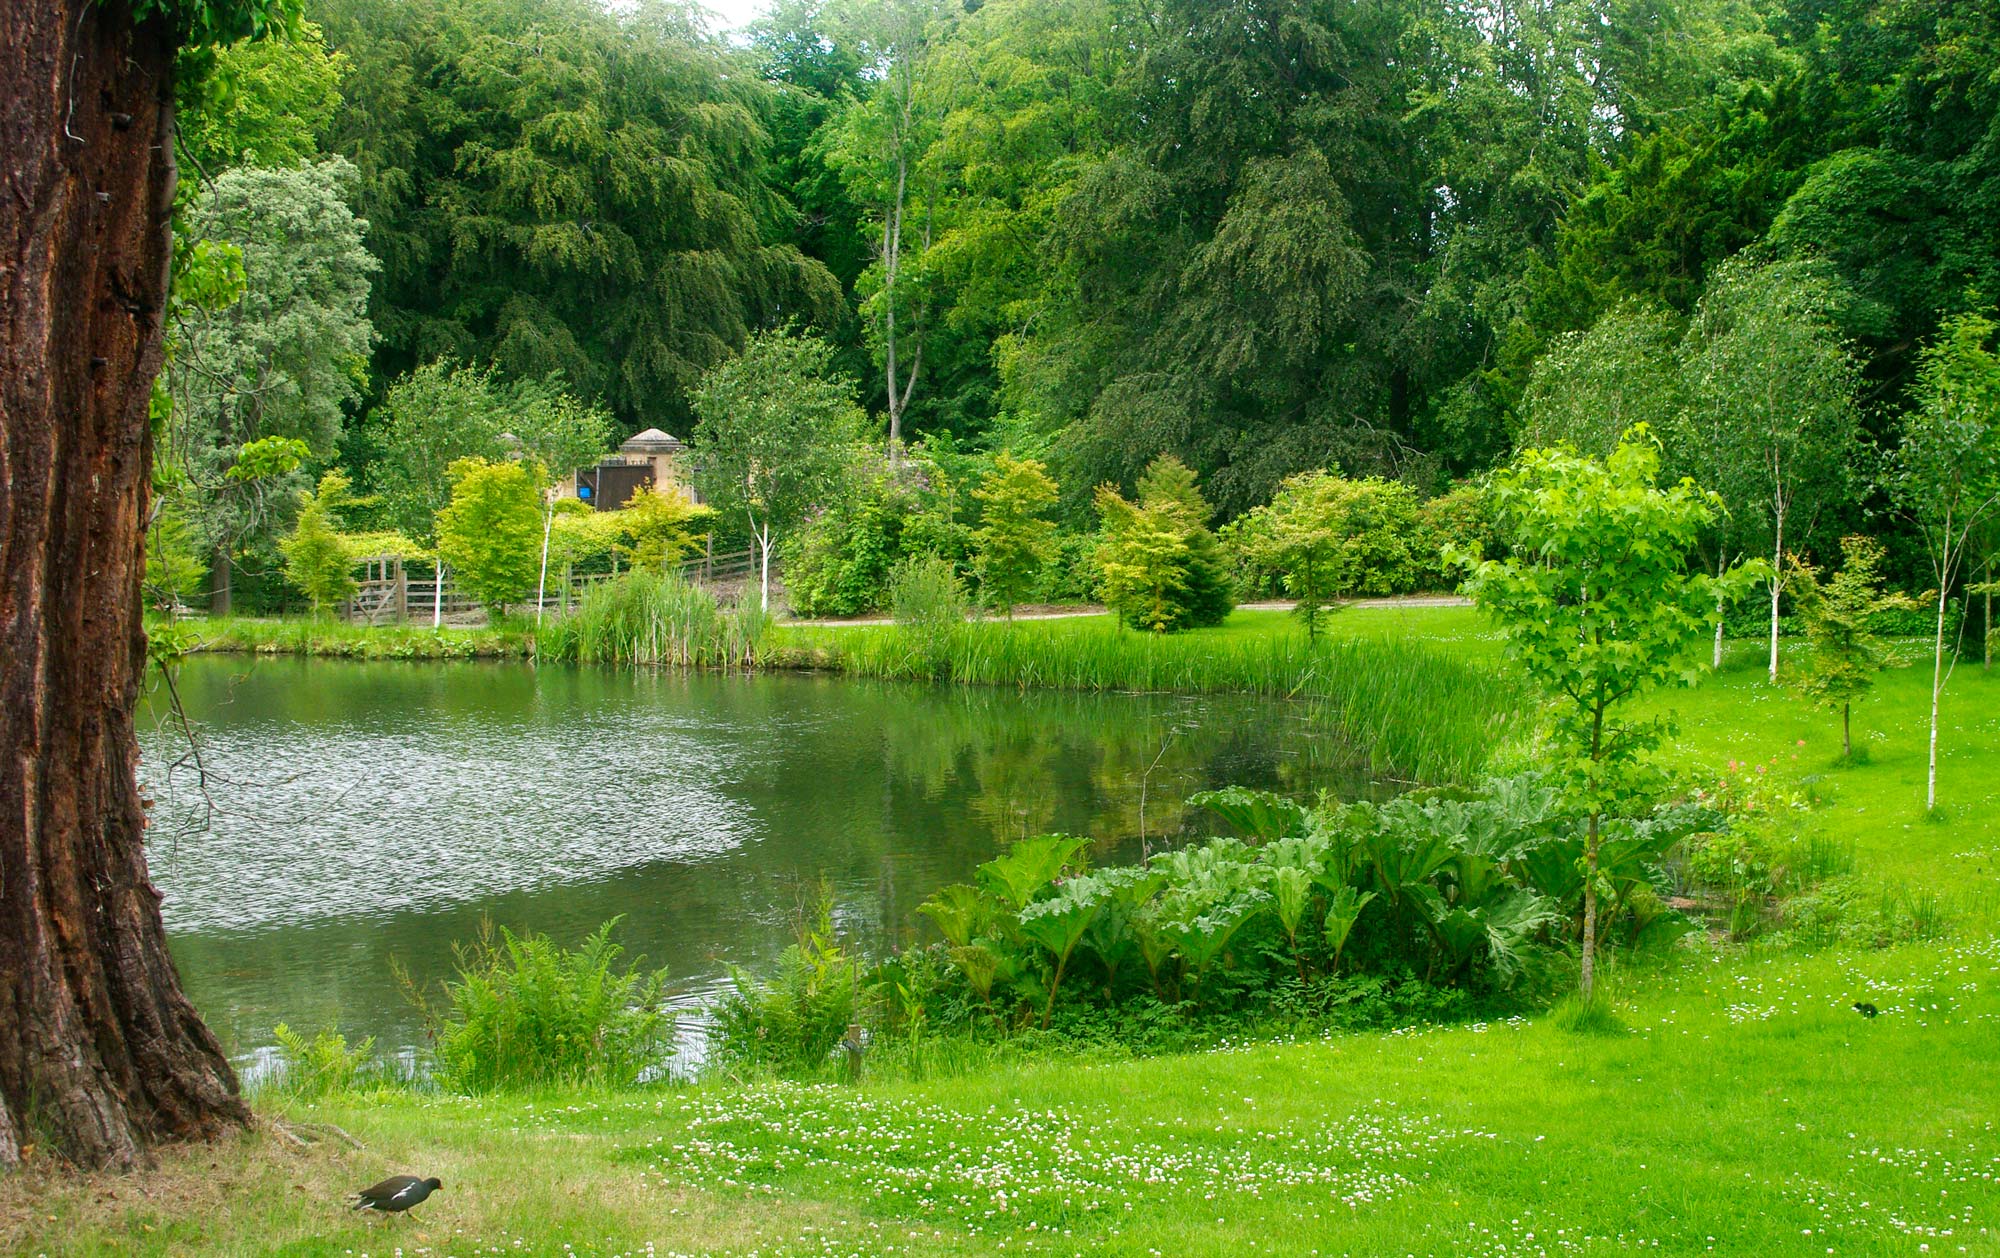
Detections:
[536, 570, 768, 668]
[780, 619, 1520, 784]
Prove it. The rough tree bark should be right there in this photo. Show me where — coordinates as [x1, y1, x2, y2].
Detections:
[0, 1, 248, 1169]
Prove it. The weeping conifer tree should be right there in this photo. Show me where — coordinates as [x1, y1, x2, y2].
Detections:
[318, 0, 844, 435]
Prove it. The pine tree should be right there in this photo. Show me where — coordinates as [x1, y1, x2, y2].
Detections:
[1135, 456, 1234, 629]
[972, 454, 1059, 618]
[1095, 456, 1235, 632]
[1792, 537, 1918, 759]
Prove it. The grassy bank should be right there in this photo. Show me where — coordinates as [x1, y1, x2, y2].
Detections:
[7, 933, 1996, 1256]
[168, 600, 1525, 784]
[772, 610, 1522, 784]
[1645, 625, 2000, 915]
[173, 615, 533, 659]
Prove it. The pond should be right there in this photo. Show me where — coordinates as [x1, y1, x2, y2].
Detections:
[139, 655, 1387, 1075]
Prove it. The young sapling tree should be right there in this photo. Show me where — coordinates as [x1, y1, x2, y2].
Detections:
[435, 457, 545, 615]
[1893, 312, 2000, 811]
[692, 331, 866, 612]
[1094, 487, 1190, 633]
[1789, 536, 1917, 759]
[1462, 428, 1763, 1004]
[280, 470, 359, 615]
[1238, 469, 1355, 639]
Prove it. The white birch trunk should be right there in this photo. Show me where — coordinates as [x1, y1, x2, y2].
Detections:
[753, 513, 771, 613]
[1768, 545, 1782, 683]
[535, 495, 553, 630]
[1768, 478, 1786, 684]
[1928, 577, 1946, 812]
[1713, 551, 1727, 668]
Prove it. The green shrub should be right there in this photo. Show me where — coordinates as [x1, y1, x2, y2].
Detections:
[1415, 482, 1498, 588]
[888, 554, 971, 678]
[612, 486, 712, 570]
[422, 918, 672, 1092]
[1324, 475, 1423, 596]
[269, 1022, 375, 1097]
[712, 885, 866, 1076]
[783, 480, 910, 617]
[782, 466, 973, 618]
[1094, 455, 1233, 632]
[1038, 532, 1101, 603]
[1228, 472, 1453, 605]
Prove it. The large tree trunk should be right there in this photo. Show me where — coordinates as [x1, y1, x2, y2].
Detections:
[209, 540, 231, 615]
[0, 1, 247, 1170]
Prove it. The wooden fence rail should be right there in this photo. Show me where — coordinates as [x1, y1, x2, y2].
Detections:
[343, 546, 761, 624]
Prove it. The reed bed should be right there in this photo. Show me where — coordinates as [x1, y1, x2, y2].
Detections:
[776, 618, 1521, 784]
[535, 569, 769, 668]
[175, 588, 1517, 783]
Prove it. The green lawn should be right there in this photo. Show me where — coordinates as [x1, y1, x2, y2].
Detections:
[13, 605, 1998, 1257]
[11, 936, 1995, 1256]
[1066, 602, 1998, 910]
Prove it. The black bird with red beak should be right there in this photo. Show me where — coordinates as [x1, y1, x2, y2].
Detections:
[353, 1174, 442, 1215]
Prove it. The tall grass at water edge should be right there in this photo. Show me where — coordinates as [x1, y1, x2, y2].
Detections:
[535, 569, 770, 668]
[778, 619, 1522, 784]
[176, 582, 1515, 784]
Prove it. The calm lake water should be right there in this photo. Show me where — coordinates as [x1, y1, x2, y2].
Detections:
[139, 655, 1382, 1074]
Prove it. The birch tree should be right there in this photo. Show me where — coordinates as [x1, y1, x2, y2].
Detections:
[1893, 313, 2000, 812]
[823, 0, 960, 462]
[1680, 258, 1861, 682]
[692, 331, 866, 611]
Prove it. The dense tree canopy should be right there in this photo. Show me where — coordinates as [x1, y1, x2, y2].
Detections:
[165, 0, 2000, 559]
[315, 0, 843, 437]
[164, 158, 377, 603]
